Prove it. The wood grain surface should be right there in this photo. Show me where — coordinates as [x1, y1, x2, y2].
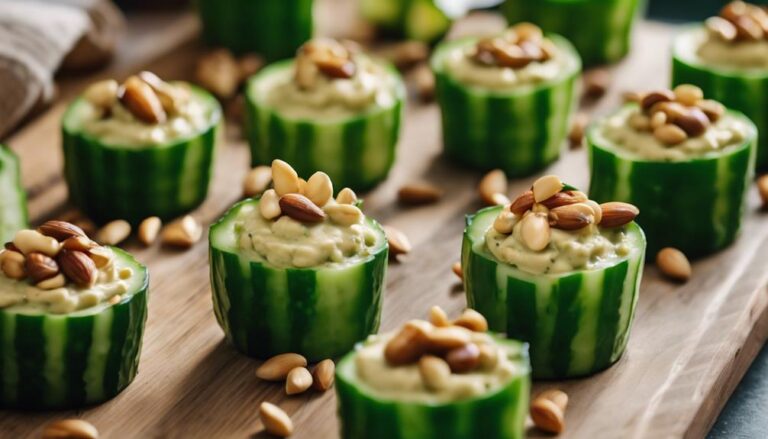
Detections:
[1, 6, 767, 439]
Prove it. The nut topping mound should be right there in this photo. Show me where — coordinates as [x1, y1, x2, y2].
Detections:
[295, 39, 358, 89]
[471, 22, 555, 69]
[705, 2, 768, 43]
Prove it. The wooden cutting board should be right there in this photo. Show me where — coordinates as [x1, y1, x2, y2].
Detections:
[1, 6, 767, 439]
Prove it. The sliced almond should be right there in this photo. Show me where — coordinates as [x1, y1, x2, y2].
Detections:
[451, 262, 463, 281]
[137, 217, 162, 246]
[520, 212, 551, 251]
[38, 220, 86, 242]
[445, 343, 481, 373]
[271, 160, 301, 196]
[656, 247, 692, 282]
[758, 174, 768, 207]
[418, 355, 451, 390]
[96, 220, 131, 246]
[398, 183, 443, 205]
[599, 202, 639, 227]
[548, 203, 594, 230]
[57, 250, 97, 287]
[119, 76, 166, 124]
[384, 320, 431, 365]
[509, 190, 535, 215]
[305, 172, 334, 207]
[260, 189, 282, 220]
[42, 419, 99, 439]
[279, 194, 326, 223]
[256, 353, 308, 381]
[429, 305, 451, 327]
[531, 396, 565, 434]
[259, 402, 294, 437]
[336, 187, 358, 205]
[532, 175, 564, 203]
[478, 169, 508, 206]
[243, 166, 272, 198]
[285, 367, 313, 395]
[312, 359, 335, 392]
[383, 225, 411, 257]
[161, 216, 202, 248]
[324, 204, 363, 226]
[453, 309, 488, 332]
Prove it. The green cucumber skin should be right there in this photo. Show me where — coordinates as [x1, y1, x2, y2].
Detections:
[672, 50, 768, 171]
[0, 145, 28, 243]
[431, 36, 581, 177]
[245, 61, 405, 192]
[360, 0, 451, 43]
[587, 112, 756, 258]
[61, 91, 221, 225]
[335, 338, 530, 439]
[209, 199, 388, 361]
[502, 0, 642, 66]
[196, 0, 313, 60]
[0, 248, 148, 410]
[462, 206, 646, 379]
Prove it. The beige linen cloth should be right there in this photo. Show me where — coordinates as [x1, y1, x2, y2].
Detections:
[0, 0, 123, 137]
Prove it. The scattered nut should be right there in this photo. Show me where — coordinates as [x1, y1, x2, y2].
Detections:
[96, 220, 131, 246]
[384, 320, 430, 365]
[13, 229, 61, 257]
[83, 79, 118, 110]
[256, 353, 308, 381]
[41, 419, 99, 439]
[509, 191, 535, 215]
[88, 247, 114, 269]
[137, 217, 162, 246]
[243, 166, 272, 198]
[583, 68, 610, 99]
[540, 191, 587, 210]
[412, 63, 435, 102]
[531, 391, 567, 434]
[493, 208, 518, 234]
[383, 225, 412, 257]
[568, 113, 589, 149]
[548, 203, 594, 230]
[161, 216, 202, 248]
[312, 359, 335, 392]
[398, 183, 443, 205]
[138, 71, 189, 115]
[285, 367, 313, 395]
[259, 402, 294, 437]
[453, 309, 488, 332]
[61, 236, 97, 252]
[657, 247, 692, 282]
[478, 169, 508, 206]
[758, 174, 768, 207]
[36, 273, 66, 290]
[451, 262, 463, 281]
[673, 84, 704, 106]
[195, 49, 240, 99]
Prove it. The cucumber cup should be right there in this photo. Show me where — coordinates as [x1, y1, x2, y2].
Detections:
[62, 73, 222, 225]
[0, 145, 27, 243]
[431, 24, 581, 176]
[196, 0, 313, 60]
[0, 222, 148, 409]
[210, 161, 387, 361]
[502, 0, 642, 65]
[245, 39, 405, 191]
[462, 177, 646, 379]
[588, 87, 757, 258]
[672, 5, 768, 171]
[335, 312, 530, 439]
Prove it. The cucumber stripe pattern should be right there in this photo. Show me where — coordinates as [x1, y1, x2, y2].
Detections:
[587, 109, 756, 258]
[431, 36, 580, 177]
[0, 145, 27, 243]
[335, 337, 530, 439]
[502, 0, 642, 66]
[61, 88, 221, 225]
[672, 28, 768, 171]
[462, 206, 646, 379]
[245, 61, 405, 192]
[196, 0, 313, 60]
[0, 249, 148, 410]
[209, 199, 388, 361]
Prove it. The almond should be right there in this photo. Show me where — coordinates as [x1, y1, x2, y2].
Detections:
[520, 212, 551, 251]
[96, 220, 131, 246]
[398, 183, 443, 205]
[418, 355, 451, 390]
[314, 55, 356, 78]
[38, 220, 87, 241]
[758, 174, 768, 207]
[697, 99, 725, 122]
[453, 309, 488, 332]
[118, 75, 166, 124]
[161, 216, 201, 248]
[312, 359, 335, 391]
[540, 190, 586, 209]
[451, 262, 463, 281]
[599, 202, 639, 227]
[674, 108, 710, 137]
[256, 353, 308, 381]
[383, 225, 411, 257]
[25, 252, 59, 283]
[279, 194, 326, 223]
[58, 250, 97, 287]
[259, 402, 294, 437]
[285, 367, 313, 395]
[445, 343, 481, 373]
[42, 419, 99, 439]
[336, 187, 358, 205]
[641, 89, 675, 111]
[509, 190, 535, 215]
[138, 216, 162, 246]
[384, 320, 431, 365]
[548, 203, 594, 230]
[305, 172, 334, 207]
[271, 160, 301, 196]
[478, 344, 499, 369]
[656, 247, 691, 282]
[138, 71, 188, 114]
[429, 305, 451, 327]
[532, 175, 564, 203]
[478, 169, 508, 206]
[243, 166, 272, 198]
[62, 236, 98, 252]
[531, 396, 566, 434]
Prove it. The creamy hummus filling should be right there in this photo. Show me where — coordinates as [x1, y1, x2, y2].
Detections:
[0, 248, 137, 315]
[443, 42, 565, 89]
[260, 55, 398, 120]
[78, 87, 211, 147]
[354, 330, 523, 404]
[235, 201, 380, 268]
[485, 216, 631, 276]
[597, 106, 750, 160]
[697, 34, 768, 69]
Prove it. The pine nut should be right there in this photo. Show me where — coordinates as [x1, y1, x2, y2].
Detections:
[493, 209, 518, 234]
[256, 353, 307, 381]
[260, 189, 282, 220]
[336, 187, 358, 205]
[418, 355, 451, 390]
[673, 84, 704, 106]
[628, 112, 651, 131]
[453, 309, 488, 332]
[42, 419, 98, 439]
[271, 159, 301, 196]
[656, 247, 692, 282]
[478, 344, 499, 369]
[285, 367, 313, 395]
[137, 217, 162, 246]
[324, 204, 363, 226]
[650, 111, 667, 130]
[13, 229, 61, 257]
[96, 220, 131, 246]
[538, 389, 569, 411]
[243, 166, 272, 198]
[305, 172, 334, 207]
[37, 273, 66, 290]
[654, 123, 688, 146]
[520, 212, 551, 251]
[383, 225, 412, 257]
[532, 175, 563, 203]
[384, 320, 431, 365]
[531, 397, 565, 434]
[259, 402, 294, 437]
[161, 216, 202, 248]
[0, 250, 27, 279]
[425, 326, 472, 351]
[429, 305, 450, 327]
[451, 262, 463, 281]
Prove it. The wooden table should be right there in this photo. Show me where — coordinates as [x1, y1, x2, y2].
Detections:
[1, 5, 767, 439]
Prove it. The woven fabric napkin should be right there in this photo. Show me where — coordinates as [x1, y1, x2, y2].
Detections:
[0, 0, 123, 138]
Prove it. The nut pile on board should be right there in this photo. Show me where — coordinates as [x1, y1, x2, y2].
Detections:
[492, 175, 639, 251]
[471, 23, 556, 69]
[705, 2, 768, 43]
[83, 71, 190, 124]
[0, 220, 116, 290]
[628, 84, 726, 146]
[383, 306, 494, 388]
[295, 39, 359, 90]
[260, 160, 364, 227]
